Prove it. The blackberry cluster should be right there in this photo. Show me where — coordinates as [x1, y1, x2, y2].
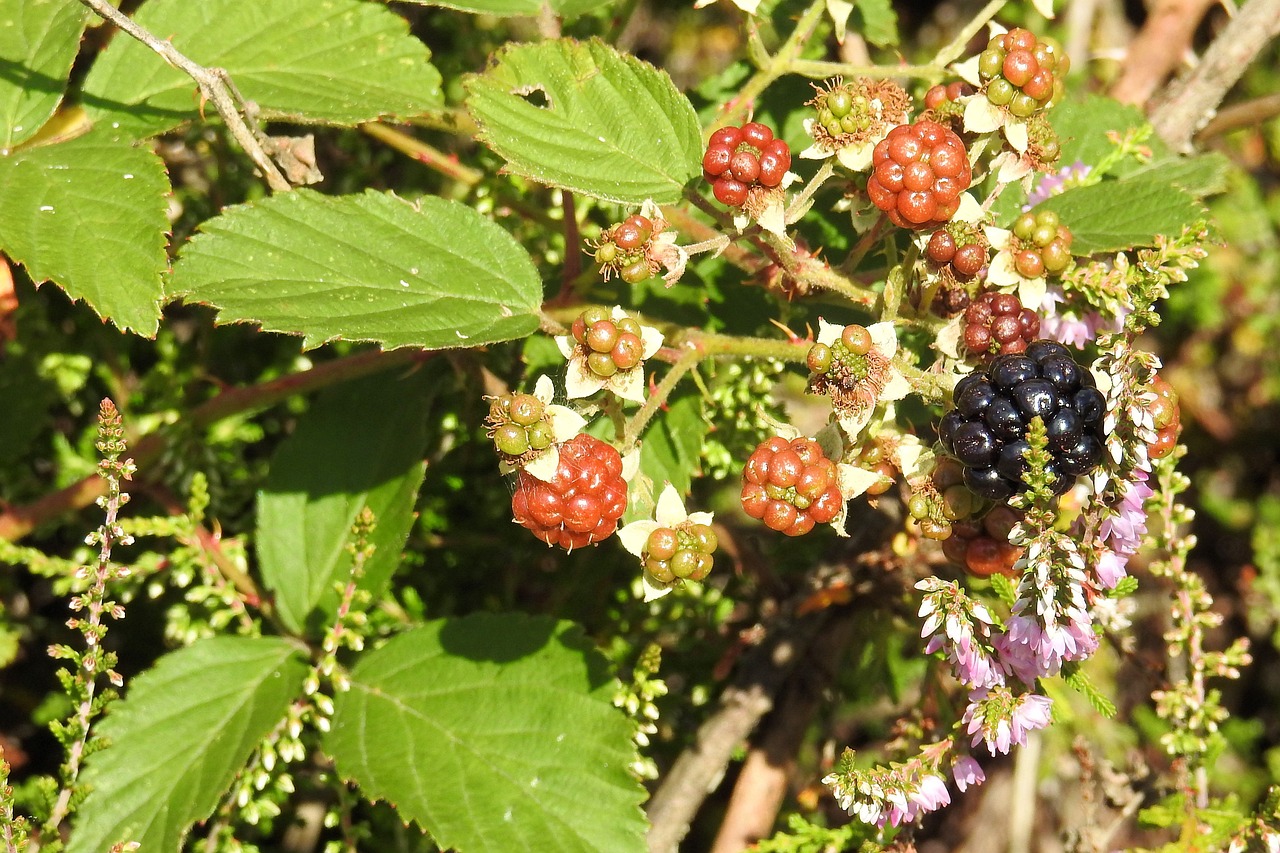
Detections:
[921, 80, 975, 128]
[702, 122, 792, 207]
[642, 521, 719, 584]
[569, 306, 646, 380]
[938, 341, 1106, 501]
[927, 225, 988, 280]
[941, 505, 1024, 578]
[1010, 210, 1073, 278]
[485, 392, 555, 465]
[977, 28, 1068, 118]
[1147, 375, 1181, 459]
[592, 214, 658, 284]
[511, 433, 627, 550]
[741, 436, 844, 536]
[854, 440, 897, 496]
[962, 291, 1040, 358]
[867, 119, 971, 229]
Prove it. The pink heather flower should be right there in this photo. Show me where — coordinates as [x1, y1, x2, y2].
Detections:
[1102, 471, 1153, 557]
[1039, 285, 1130, 350]
[918, 579, 1004, 688]
[952, 755, 986, 792]
[1095, 549, 1129, 589]
[963, 687, 1054, 756]
[1025, 161, 1091, 209]
[999, 611, 1098, 680]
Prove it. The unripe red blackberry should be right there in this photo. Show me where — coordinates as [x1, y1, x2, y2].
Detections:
[868, 120, 971, 229]
[962, 291, 1040, 359]
[938, 341, 1105, 501]
[570, 307, 648, 380]
[1010, 210, 1073, 277]
[940, 505, 1024, 577]
[486, 391, 555, 465]
[926, 224, 989, 281]
[511, 433, 627, 550]
[703, 122, 792, 208]
[741, 436, 844, 536]
[977, 29, 1067, 117]
[642, 520, 719, 583]
[592, 213, 659, 283]
[1146, 375, 1181, 459]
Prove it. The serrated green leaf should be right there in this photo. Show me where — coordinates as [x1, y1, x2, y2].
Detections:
[68, 637, 307, 853]
[1035, 177, 1203, 255]
[168, 189, 542, 349]
[855, 0, 899, 47]
[0, 133, 168, 335]
[1050, 95, 1147, 168]
[1123, 153, 1232, 199]
[395, 0, 615, 20]
[465, 39, 702, 204]
[0, 0, 89, 150]
[327, 614, 648, 853]
[81, 0, 442, 137]
[258, 369, 433, 636]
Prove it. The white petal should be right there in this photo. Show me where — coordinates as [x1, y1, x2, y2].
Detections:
[816, 317, 843, 346]
[837, 408, 873, 441]
[963, 97, 1003, 134]
[868, 321, 898, 358]
[994, 151, 1032, 183]
[836, 143, 874, 172]
[934, 314, 965, 360]
[621, 447, 643, 481]
[729, 0, 760, 13]
[548, 405, 586, 441]
[1003, 119, 1029, 153]
[687, 511, 715, 526]
[654, 484, 688, 527]
[524, 447, 561, 482]
[895, 437, 927, 480]
[953, 193, 985, 224]
[641, 571, 675, 601]
[732, 210, 750, 232]
[826, 0, 854, 42]
[839, 463, 882, 499]
[1031, 0, 1055, 18]
[555, 336, 575, 359]
[1017, 276, 1047, 310]
[755, 197, 789, 240]
[987, 251, 1021, 287]
[815, 422, 845, 466]
[984, 226, 1012, 250]
[611, 367, 647, 403]
[564, 363, 606, 399]
[952, 55, 982, 87]
[799, 143, 834, 161]
[987, 20, 1009, 37]
[639, 199, 662, 221]
[618, 520, 659, 557]
[881, 369, 912, 402]
[534, 374, 556, 403]
[640, 325, 664, 359]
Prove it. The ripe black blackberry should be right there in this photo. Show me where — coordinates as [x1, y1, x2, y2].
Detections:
[938, 341, 1105, 501]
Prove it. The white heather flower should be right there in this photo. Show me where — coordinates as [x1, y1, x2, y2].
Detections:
[499, 375, 588, 483]
[556, 307, 663, 404]
[618, 483, 714, 602]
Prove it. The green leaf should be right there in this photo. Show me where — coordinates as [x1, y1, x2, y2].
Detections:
[257, 369, 434, 636]
[168, 189, 542, 350]
[465, 39, 702, 204]
[1035, 177, 1204, 255]
[855, 0, 899, 47]
[631, 392, 705, 521]
[395, 0, 615, 20]
[1123, 152, 1232, 199]
[327, 614, 647, 853]
[0, 133, 168, 335]
[68, 637, 307, 853]
[81, 0, 442, 137]
[0, 0, 89, 150]
[1050, 95, 1147, 168]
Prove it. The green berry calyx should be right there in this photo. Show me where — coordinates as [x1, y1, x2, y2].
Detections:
[805, 77, 911, 151]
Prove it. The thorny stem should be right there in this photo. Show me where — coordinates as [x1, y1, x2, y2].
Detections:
[711, 0, 828, 132]
[77, 0, 292, 192]
[39, 400, 135, 849]
[359, 122, 483, 186]
[785, 159, 835, 223]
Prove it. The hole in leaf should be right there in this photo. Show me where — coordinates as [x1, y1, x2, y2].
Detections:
[513, 85, 551, 109]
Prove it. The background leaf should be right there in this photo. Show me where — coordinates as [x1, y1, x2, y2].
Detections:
[168, 189, 543, 350]
[81, 0, 442, 137]
[395, 0, 615, 21]
[465, 39, 702, 204]
[326, 614, 648, 853]
[257, 368, 434, 636]
[68, 637, 307, 853]
[855, 0, 899, 47]
[0, 132, 168, 335]
[1035, 177, 1205, 255]
[0, 0, 89, 150]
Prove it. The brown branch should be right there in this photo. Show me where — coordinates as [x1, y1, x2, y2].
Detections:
[0, 348, 427, 543]
[1108, 0, 1215, 108]
[78, 0, 293, 192]
[1195, 92, 1280, 141]
[1148, 0, 1280, 151]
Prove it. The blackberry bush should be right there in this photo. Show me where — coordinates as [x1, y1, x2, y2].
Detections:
[938, 341, 1106, 500]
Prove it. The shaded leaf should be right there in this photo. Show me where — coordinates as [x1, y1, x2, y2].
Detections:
[465, 39, 702, 204]
[0, 132, 168, 335]
[81, 0, 442, 137]
[327, 614, 647, 853]
[629, 392, 705, 521]
[168, 189, 542, 350]
[68, 637, 307, 853]
[855, 0, 899, 47]
[257, 368, 434, 636]
[395, 0, 615, 20]
[0, 0, 89, 150]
